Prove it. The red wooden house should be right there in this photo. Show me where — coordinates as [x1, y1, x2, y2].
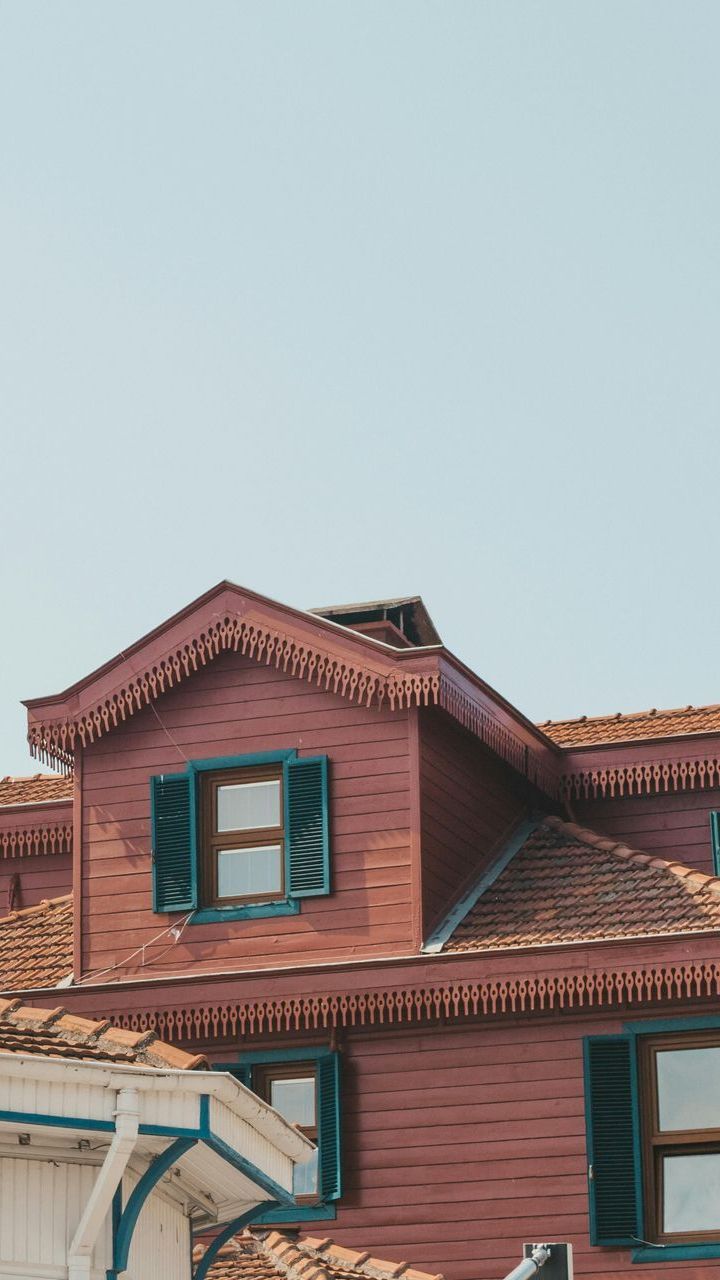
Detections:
[4, 581, 720, 1279]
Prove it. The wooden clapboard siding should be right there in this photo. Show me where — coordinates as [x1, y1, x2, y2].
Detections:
[203, 1010, 720, 1280]
[0, 853, 72, 910]
[80, 649, 414, 977]
[418, 708, 527, 935]
[574, 788, 720, 875]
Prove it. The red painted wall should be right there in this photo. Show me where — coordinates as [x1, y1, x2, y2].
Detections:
[0, 853, 71, 911]
[201, 1008, 720, 1280]
[574, 788, 720, 875]
[80, 649, 415, 978]
[419, 708, 528, 936]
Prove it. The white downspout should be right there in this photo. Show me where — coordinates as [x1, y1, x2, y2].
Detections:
[67, 1087, 140, 1280]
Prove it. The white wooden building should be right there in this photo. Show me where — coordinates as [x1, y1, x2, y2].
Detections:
[0, 1002, 313, 1280]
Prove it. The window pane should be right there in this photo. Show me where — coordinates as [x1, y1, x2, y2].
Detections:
[663, 1153, 720, 1234]
[657, 1047, 720, 1130]
[293, 1146, 319, 1196]
[270, 1076, 316, 1127]
[216, 845, 283, 899]
[217, 779, 281, 832]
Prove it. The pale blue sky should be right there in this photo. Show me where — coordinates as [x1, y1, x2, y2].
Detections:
[1, 2, 719, 774]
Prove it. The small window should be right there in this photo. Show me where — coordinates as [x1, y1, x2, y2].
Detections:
[150, 753, 330, 918]
[255, 1063, 319, 1199]
[202, 767, 284, 906]
[641, 1032, 720, 1242]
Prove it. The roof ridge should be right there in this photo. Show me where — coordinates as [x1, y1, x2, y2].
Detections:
[545, 816, 720, 899]
[538, 701, 718, 730]
[0, 773, 69, 783]
[0, 894, 72, 927]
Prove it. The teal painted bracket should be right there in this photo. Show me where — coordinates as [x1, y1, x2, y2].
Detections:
[112, 1137, 197, 1275]
[191, 898, 299, 925]
[633, 1243, 720, 1263]
[423, 816, 539, 953]
[194, 1206, 275, 1280]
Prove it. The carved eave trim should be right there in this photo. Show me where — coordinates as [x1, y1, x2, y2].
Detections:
[562, 744, 720, 799]
[0, 820, 72, 859]
[97, 952, 720, 1041]
[26, 588, 559, 795]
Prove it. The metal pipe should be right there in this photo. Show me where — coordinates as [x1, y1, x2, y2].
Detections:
[502, 1245, 551, 1280]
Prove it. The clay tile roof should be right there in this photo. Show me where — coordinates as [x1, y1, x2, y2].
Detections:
[0, 996, 208, 1069]
[442, 816, 720, 952]
[196, 1232, 443, 1280]
[0, 895, 73, 989]
[538, 704, 720, 748]
[0, 774, 73, 807]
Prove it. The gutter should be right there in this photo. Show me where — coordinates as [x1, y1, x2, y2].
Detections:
[67, 1086, 139, 1280]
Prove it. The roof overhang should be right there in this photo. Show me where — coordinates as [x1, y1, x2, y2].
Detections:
[0, 1053, 312, 1229]
[24, 580, 560, 796]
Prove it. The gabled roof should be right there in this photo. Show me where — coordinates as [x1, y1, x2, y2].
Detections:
[24, 580, 557, 796]
[442, 816, 720, 952]
[0, 895, 73, 989]
[0, 995, 207, 1068]
[0, 774, 73, 807]
[198, 1230, 442, 1280]
[539, 703, 720, 748]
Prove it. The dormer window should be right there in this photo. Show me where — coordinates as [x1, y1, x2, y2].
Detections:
[202, 767, 285, 906]
[150, 750, 330, 923]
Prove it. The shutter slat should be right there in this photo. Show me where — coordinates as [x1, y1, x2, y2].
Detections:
[286, 757, 330, 897]
[151, 774, 197, 913]
[585, 1035, 641, 1246]
[318, 1053, 342, 1201]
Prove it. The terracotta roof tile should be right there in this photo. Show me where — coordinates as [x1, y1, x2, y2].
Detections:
[539, 704, 720, 747]
[0, 774, 73, 807]
[0, 895, 73, 989]
[0, 997, 208, 1069]
[196, 1233, 442, 1280]
[442, 817, 720, 952]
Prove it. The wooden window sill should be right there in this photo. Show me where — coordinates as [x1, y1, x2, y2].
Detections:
[190, 898, 300, 924]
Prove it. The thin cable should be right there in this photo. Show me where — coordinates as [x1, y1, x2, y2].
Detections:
[118, 649, 189, 763]
[76, 911, 193, 985]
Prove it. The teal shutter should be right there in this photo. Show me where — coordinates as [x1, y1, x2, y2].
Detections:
[584, 1035, 642, 1246]
[711, 813, 720, 875]
[285, 756, 330, 897]
[317, 1052, 342, 1201]
[230, 1065, 253, 1089]
[150, 773, 197, 912]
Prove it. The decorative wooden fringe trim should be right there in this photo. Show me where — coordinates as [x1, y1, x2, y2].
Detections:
[103, 957, 720, 1041]
[28, 614, 554, 793]
[0, 823, 72, 859]
[562, 754, 720, 800]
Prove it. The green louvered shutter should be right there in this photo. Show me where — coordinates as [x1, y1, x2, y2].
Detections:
[711, 813, 720, 875]
[318, 1052, 342, 1201]
[230, 1065, 253, 1089]
[150, 773, 197, 912]
[584, 1035, 642, 1246]
[285, 756, 330, 897]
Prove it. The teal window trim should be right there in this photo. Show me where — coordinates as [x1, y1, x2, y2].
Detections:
[186, 750, 298, 776]
[711, 812, 720, 875]
[191, 898, 300, 925]
[254, 1202, 337, 1226]
[633, 1243, 720, 1263]
[587, 1014, 720, 1261]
